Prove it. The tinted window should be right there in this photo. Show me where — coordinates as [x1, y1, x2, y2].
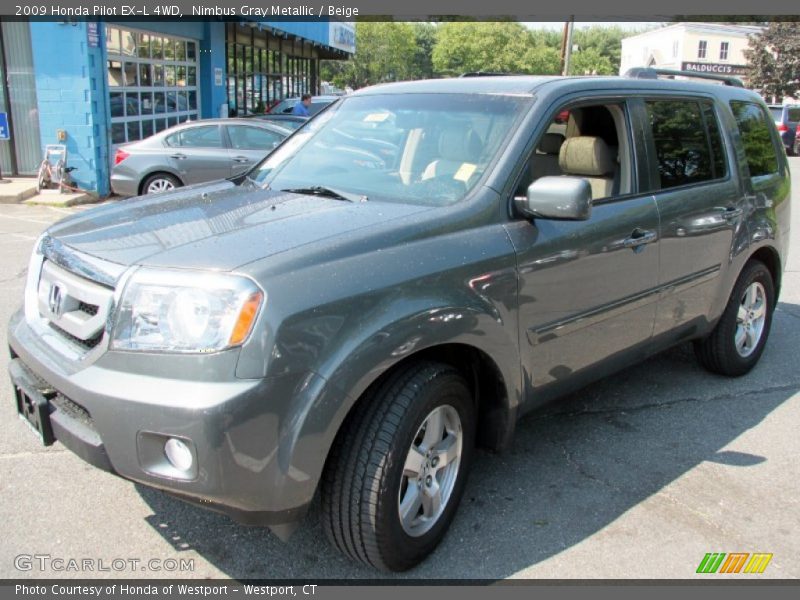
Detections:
[730, 101, 779, 178]
[165, 125, 223, 148]
[646, 100, 726, 189]
[228, 125, 284, 150]
[787, 107, 800, 122]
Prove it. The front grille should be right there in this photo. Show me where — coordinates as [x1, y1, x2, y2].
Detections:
[36, 260, 114, 352]
[78, 302, 99, 316]
[48, 323, 104, 350]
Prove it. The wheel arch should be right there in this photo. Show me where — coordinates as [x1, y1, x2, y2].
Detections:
[748, 244, 782, 301]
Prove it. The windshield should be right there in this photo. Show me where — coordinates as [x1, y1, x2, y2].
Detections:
[249, 93, 530, 205]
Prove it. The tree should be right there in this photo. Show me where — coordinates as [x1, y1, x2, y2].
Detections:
[744, 22, 800, 99]
[572, 26, 629, 73]
[432, 21, 560, 76]
[411, 22, 438, 80]
[569, 47, 615, 75]
[320, 22, 417, 89]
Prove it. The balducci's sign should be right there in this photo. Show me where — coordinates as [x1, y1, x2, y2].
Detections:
[681, 62, 749, 76]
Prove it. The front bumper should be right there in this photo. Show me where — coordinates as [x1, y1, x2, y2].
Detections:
[8, 308, 332, 529]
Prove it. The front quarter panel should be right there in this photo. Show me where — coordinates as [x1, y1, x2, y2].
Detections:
[237, 214, 523, 497]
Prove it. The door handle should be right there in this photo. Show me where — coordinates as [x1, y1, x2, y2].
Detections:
[232, 156, 251, 163]
[170, 153, 187, 160]
[723, 206, 743, 220]
[622, 228, 657, 249]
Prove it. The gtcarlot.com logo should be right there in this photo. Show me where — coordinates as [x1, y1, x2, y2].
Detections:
[14, 554, 195, 573]
[696, 552, 773, 574]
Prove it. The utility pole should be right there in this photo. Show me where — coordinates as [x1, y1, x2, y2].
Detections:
[561, 18, 575, 76]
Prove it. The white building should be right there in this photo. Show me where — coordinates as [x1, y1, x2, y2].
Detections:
[619, 23, 764, 82]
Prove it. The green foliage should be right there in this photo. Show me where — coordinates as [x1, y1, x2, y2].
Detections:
[322, 22, 644, 87]
[432, 22, 560, 76]
[320, 22, 418, 89]
[744, 22, 800, 99]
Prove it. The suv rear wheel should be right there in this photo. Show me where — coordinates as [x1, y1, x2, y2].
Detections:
[321, 361, 476, 571]
[695, 260, 775, 376]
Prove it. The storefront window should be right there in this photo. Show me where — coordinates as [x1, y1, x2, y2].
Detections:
[107, 26, 199, 146]
[225, 24, 319, 117]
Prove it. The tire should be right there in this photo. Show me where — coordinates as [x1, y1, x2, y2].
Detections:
[141, 173, 181, 195]
[321, 361, 476, 572]
[694, 260, 775, 376]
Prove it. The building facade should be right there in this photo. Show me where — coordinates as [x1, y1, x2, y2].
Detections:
[619, 23, 763, 81]
[0, 19, 354, 195]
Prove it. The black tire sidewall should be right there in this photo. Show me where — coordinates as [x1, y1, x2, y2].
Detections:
[375, 371, 476, 571]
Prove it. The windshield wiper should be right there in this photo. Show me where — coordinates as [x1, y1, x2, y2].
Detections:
[281, 186, 366, 203]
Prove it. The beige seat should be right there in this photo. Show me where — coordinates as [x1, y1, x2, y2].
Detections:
[530, 133, 565, 180]
[558, 136, 615, 200]
[421, 127, 483, 181]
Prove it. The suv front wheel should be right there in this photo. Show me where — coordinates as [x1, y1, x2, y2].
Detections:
[321, 361, 476, 571]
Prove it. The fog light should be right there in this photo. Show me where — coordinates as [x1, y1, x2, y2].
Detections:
[164, 438, 193, 472]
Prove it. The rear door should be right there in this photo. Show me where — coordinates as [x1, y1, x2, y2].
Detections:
[224, 124, 286, 176]
[642, 97, 743, 337]
[163, 124, 230, 184]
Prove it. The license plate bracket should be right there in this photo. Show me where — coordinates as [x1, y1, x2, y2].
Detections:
[14, 382, 55, 446]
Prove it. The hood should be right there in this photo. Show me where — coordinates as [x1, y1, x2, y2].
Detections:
[47, 181, 432, 272]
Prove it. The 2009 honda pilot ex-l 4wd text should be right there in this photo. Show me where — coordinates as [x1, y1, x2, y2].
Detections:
[8, 71, 791, 571]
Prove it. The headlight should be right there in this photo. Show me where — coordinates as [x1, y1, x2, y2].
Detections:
[111, 268, 264, 353]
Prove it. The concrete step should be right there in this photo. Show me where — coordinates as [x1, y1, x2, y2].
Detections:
[23, 190, 96, 207]
[0, 178, 38, 204]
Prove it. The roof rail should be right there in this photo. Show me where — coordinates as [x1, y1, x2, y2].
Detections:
[459, 71, 516, 78]
[624, 67, 744, 87]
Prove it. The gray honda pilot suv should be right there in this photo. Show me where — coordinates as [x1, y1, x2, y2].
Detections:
[8, 70, 791, 571]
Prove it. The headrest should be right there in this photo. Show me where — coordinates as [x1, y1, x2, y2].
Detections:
[558, 136, 614, 177]
[538, 133, 565, 155]
[438, 126, 483, 162]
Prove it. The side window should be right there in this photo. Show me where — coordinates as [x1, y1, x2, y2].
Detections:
[516, 102, 631, 202]
[165, 125, 223, 148]
[645, 100, 725, 189]
[228, 125, 283, 150]
[730, 101, 780, 178]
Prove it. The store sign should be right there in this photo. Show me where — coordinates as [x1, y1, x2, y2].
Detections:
[329, 22, 355, 54]
[87, 22, 99, 48]
[0, 113, 9, 140]
[681, 62, 749, 76]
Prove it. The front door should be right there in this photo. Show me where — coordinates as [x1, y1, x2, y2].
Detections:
[506, 98, 660, 406]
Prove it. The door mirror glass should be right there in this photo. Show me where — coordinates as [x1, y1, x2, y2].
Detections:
[517, 176, 592, 220]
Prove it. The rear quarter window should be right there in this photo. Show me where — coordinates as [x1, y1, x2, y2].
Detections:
[730, 101, 780, 178]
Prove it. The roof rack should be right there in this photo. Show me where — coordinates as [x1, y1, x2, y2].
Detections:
[624, 67, 744, 88]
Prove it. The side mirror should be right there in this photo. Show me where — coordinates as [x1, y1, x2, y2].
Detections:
[515, 176, 592, 221]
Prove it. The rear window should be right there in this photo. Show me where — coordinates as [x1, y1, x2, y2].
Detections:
[787, 107, 800, 122]
[730, 101, 780, 178]
[769, 107, 783, 122]
[645, 100, 727, 190]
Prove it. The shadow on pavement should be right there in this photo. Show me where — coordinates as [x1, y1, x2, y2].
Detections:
[136, 302, 800, 579]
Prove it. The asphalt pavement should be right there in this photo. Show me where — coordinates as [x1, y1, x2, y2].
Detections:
[1, 163, 799, 580]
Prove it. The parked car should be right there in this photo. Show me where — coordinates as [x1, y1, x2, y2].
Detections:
[110, 118, 291, 196]
[9, 70, 791, 572]
[267, 95, 338, 116]
[768, 104, 800, 156]
[246, 114, 308, 130]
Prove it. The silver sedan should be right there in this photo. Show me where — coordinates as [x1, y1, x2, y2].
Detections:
[110, 118, 291, 196]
